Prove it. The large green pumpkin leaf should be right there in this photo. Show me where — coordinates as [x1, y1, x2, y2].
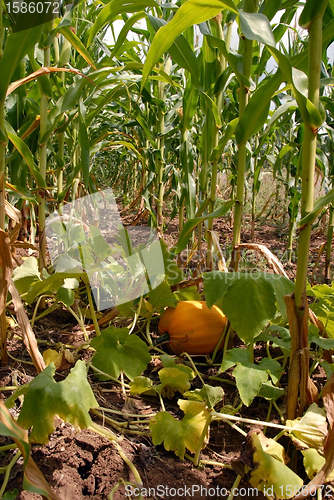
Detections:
[204, 272, 277, 344]
[12, 257, 40, 296]
[150, 400, 209, 459]
[91, 327, 151, 380]
[234, 363, 268, 406]
[220, 349, 282, 405]
[148, 281, 177, 308]
[18, 361, 97, 444]
[264, 274, 295, 322]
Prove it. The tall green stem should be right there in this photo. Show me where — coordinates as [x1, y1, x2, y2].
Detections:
[325, 204, 334, 283]
[0, 103, 5, 230]
[38, 46, 50, 274]
[155, 57, 170, 229]
[231, 0, 258, 270]
[206, 14, 224, 271]
[294, 16, 322, 308]
[287, 10, 326, 419]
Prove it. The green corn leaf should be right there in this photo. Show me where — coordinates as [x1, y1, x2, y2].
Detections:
[141, 0, 238, 89]
[0, 24, 43, 102]
[147, 15, 202, 89]
[235, 74, 281, 145]
[182, 83, 200, 130]
[17, 361, 98, 445]
[268, 47, 323, 127]
[58, 26, 96, 69]
[78, 100, 90, 187]
[87, 0, 158, 46]
[5, 122, 45, 187]
[211, 118, 239, 161]
[201, 92, 222, 127]
[239, 11, 276, 46]
[262, 100, 298, 135]
[298, 187, 334, 227]
[27, 50, 52, 98]
[299, 0, 330, 29]
[205, 35, 253, 88]
[320, 77, 334, 87]
[110, 12, 148, 59]
[173, 200, 235, 254]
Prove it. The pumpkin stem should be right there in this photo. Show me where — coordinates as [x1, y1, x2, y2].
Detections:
[154, 332, 170, 347]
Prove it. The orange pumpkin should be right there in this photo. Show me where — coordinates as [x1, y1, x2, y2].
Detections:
[158, 300, 227, 355]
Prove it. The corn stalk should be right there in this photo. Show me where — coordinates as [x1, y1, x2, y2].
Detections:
[286, 0, 329, 419]
[231, 0, 258, 271]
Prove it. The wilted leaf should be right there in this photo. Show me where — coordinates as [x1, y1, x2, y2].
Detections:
[43, 349, 74, 371]
[248, 432, 303, 499]
[257, 432, 287, 463]
[91, 327, 151, 380]
[150, 400, 209, 459]
[286, 403, 328, 452]
[302, 449, 326, 479]
[43, 349, 64, 369]
[18, 361, 98, 444]
[322, 372, 334, 428]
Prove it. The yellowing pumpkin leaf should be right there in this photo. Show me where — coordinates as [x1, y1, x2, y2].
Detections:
[249, 433, 303, 499]
[286, 403, 328, 452]
[157, 367, 191, 398]
[150, 400, 209, 459]
[43, 349, 64, 369]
